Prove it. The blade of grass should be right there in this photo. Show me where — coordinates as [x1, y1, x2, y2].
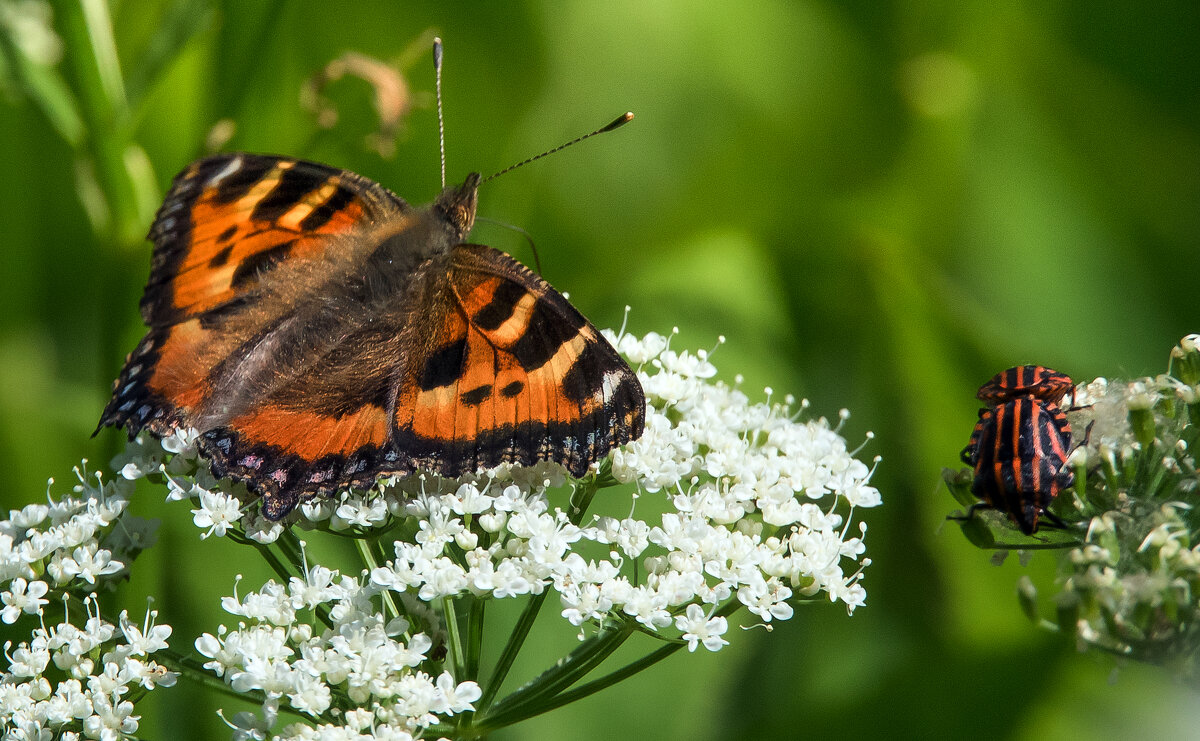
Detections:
[0, 28, 84, 146]
[124, 0, 214, 110]
[56, 0, 144, 245]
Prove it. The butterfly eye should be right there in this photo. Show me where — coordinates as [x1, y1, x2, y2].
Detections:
[454, 205, 475, 234]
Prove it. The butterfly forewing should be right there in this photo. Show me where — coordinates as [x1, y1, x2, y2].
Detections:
[141, 154, 408, 326]
[98, 154, 408, 439]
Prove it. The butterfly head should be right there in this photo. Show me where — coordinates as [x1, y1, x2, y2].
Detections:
[434, 172, 481, 239]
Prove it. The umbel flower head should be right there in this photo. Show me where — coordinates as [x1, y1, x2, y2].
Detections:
[4, 326, 882, 739]
[0, 467, 175, 739]
[947, 335, 1200, 684]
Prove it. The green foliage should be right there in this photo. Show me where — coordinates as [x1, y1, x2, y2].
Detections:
[3, 1, 1200, 739]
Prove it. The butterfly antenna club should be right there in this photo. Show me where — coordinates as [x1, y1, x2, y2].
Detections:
[433, 37, 447, 188]
[482, 111, 634, 183]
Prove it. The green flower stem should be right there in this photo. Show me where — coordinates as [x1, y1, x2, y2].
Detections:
[568, 476, 600, 526]
[475, 619, 636, 732]
[277, 528, 309, 573]
[475, 588, 758, 731]
[443, 595, 468, 681]
[236, 535, 293, 585]
[475, 476, 604, 714]
[512, 640, 683, 724]
[466, 595, 486, 680]
[476, 591, 548, 713]
[357, 536, 401, 623]
[454, 596, 488, 734]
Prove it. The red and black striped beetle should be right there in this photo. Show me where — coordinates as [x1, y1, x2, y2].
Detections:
[960, 365, 1076, 535]
[975, 364, 1075, 407]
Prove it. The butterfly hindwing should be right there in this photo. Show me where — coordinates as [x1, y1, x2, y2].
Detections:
[392, 244, 645, 477]
[197, 319, 408, 519]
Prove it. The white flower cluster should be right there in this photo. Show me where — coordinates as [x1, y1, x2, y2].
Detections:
[1056, 503, 1200, 663]
[1, 467, 148, 596]
[1071, 364, 1198, 468]
[0, 470, 174, 740]
[197, 563, 479, 740]
[97, 328, 881, 734]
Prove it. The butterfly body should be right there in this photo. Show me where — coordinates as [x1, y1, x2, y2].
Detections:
[100, 154, 644, 519]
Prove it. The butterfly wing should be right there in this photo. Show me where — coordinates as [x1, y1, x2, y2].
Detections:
[391, 244, 646, 477]
[100, 155, 644, 521]
[98, 153, 408, 436]
[183, 243, 645, 519]
[196, 318, 409, 519]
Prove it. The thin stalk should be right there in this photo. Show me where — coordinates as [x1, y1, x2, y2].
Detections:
[466, 596, 486, 680]
[455, 595, 488, 733]
[483, 641, 682, 731]
[478, 593, 746, 732]
[443, 596, 467, 681]
[476, 477, 601, 712]
[567, 596, 746, 695]
[357, 536, 400, 622]
[239, 537, 294, 586]
[476, 620, 635, 730]
[476, 592, 547, 713]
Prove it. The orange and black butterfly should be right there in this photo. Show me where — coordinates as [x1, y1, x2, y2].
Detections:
[960, 365, 1075, 534]
[97, 148, 645, 519]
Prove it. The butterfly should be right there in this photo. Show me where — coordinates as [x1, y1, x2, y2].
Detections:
[97, 152, 646, 520]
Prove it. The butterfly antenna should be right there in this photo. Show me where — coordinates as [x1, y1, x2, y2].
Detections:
[482, 111, 634, 183]
[433, 37, 447, 188]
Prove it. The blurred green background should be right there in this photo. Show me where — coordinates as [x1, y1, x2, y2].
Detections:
[3, 1, 1200, 738]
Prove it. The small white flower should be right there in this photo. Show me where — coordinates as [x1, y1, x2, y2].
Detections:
[62, 543, 123, 584]
[436, 672, 481, 713]
[82, 692, 139, 739]
[1, 578, 49, 623]
[332, 493, 389, 529]
[118, 609, 172, 655]
[191, 488, 244, 538]
[675, 604, 729, 652]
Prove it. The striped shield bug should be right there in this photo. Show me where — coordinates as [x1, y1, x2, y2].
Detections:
[959, 366, 1076, 535]
[975, 364, 1074, 407]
